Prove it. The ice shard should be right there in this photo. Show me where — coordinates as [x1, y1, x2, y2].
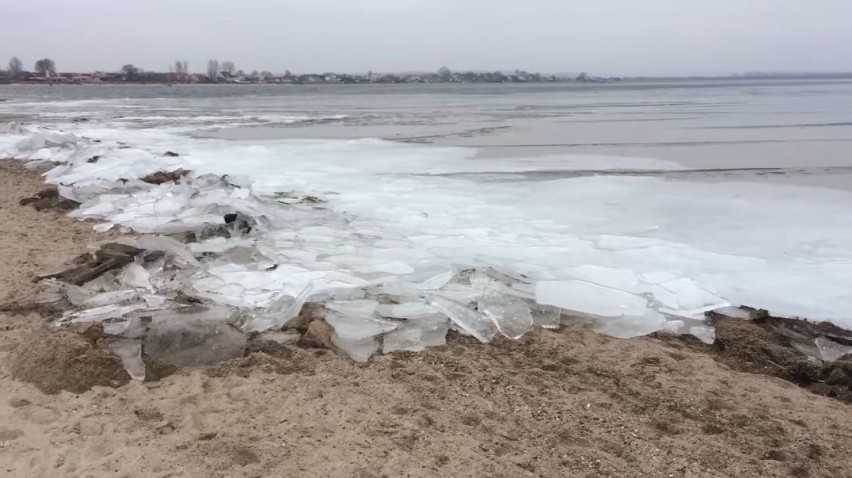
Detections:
[331, 334, 379, 363]
[383, 318, 449, 353]
[427, 295, 496, 343]
[478, 293, 533, 340]
[109, 339, 145, 381]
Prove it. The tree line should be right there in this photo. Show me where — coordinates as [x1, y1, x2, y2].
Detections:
[4, 56, 586, 84]
[6, 56, 56, 79]
[3, 56, 270, 82]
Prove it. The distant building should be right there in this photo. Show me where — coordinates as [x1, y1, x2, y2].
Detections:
[71, 75, 101, 84]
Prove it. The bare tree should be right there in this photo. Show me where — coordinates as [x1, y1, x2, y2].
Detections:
[206, 60, 220, 81]
[221, 61, 236, 76]
[34, 58, 56, 77]
[173, 60, 189, 81]
[8, 57, 23, 80]
[260, 71, 273, 81]
[438, 66, 452, 82]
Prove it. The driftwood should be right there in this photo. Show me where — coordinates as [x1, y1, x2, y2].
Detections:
[19, 187, 79, 212]
[36, 243, 143, 285]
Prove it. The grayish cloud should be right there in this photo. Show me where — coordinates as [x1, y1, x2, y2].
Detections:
[2, 0, 851, 76]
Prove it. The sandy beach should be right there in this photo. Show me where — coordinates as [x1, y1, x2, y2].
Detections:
[0, 159, 850, 477]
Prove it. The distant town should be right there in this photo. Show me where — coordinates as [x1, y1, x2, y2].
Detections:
[2, 57, 852, 86]
[0, 57, 610, 85]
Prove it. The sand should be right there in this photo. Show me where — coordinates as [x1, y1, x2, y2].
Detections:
[1, 159, 852, 478]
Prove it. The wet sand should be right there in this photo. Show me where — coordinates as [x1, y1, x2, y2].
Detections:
[1, 159, 852, 477]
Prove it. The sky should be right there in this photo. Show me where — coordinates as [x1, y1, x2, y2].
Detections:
[1, 0, 851, 77]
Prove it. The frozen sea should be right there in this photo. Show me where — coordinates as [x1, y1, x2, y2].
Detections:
[2, 79, 852, 338]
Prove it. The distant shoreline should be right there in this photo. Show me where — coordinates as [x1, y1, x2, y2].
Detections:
[3, 70, 852, 88]
[3, 76, 852, 88]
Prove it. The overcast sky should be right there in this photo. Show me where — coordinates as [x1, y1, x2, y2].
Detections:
[2, 0, 851, 76]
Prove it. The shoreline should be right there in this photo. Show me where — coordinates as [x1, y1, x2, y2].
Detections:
[1, 158, 852, 476]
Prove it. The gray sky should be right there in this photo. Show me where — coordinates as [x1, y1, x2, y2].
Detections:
[2, 0, 851, 76]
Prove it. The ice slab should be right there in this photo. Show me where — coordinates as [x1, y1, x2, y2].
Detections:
[325, 310, 398, 341]
[689, 325, 716, 344]
[331, 333, 378, 362]
[83, 290, 138, 308]
[431, 284, 482, 304]
[651, 278, 729, 316]
[536, 280, 649, 317]
[427, 295, 496, 343]
[120, 263, 154, 291]
[531, 304, 562, 329]
[383, 318, 449, 353]
[417, 271, 455, 290]
[815, 337, 852, 363]
[710, 306, 754, 320]
[376, 302, 439, 320]
[109, 339, 145, 381]
[585, 311, 670, 339]
[144, 319, 247, 367]
[478, 293, 533, 340]
[326, 300, 379, 319]
[55, 282, 97, 307]
[60, 304, 147, 325]
[135, 235, 201, 267]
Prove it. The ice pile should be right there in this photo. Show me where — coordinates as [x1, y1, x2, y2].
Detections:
[4, 121, 852, 372]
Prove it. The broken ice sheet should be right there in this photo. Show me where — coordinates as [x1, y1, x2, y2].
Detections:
[325, 310, 398, 341]
[709, 306, 753, 320]
[325, 300, 379, 318]
[416, 270, 454, 290]
[585, 311, 669, 339]
[60, 304, 147, 325]
[535, 280, 649, 317]
[650, 278, 729, 316]
[108, 339, 145, 381]
[815, 337, 852, 363]
[188, 236, 255, 255]
[83, 290, 138, 308]
[331, 333, 378, 362]
[383, 318, 449, 353]
[478, 293, 533, 340]
[354, 261, 415, 275]
[427, 295, 496, 343]
[53, 281, 96, 307]
[531, 304, 562, 329]
[121, 263, 154, 291]
[135, 235, 200, 267]
[688, 325, 716, 344]
[376, 301, 439, 320]
[469, 271, 507, 294]
[431, 284, 483, 304]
